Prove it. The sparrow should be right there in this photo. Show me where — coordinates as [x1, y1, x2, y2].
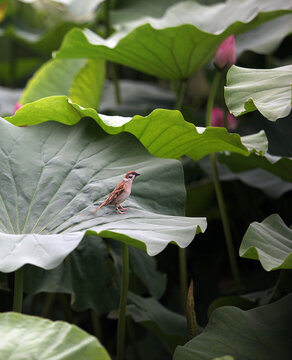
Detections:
[93, 171, 140, 214]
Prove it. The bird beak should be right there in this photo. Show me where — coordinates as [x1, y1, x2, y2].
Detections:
[135, 172, 140, 177]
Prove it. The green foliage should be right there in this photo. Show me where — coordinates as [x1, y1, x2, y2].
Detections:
[240, 214, 292, 271]
[20, 58, 105, 109]
[173, 294, 292, 360]
[6, 96, 266, 161]
[225, 65, 292, 121]
[0, 116, 206, 273]
[54, 0, 292, 79]
[0, 312, 110, 359]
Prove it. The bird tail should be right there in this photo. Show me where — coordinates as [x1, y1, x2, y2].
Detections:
[92, 202, 106, 214]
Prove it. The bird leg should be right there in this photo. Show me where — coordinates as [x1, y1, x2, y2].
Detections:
[119, 205, 128, 210]
[116, 205, 127, 214]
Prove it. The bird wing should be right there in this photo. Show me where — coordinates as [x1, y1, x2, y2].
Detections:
[99, 181, 125, 208]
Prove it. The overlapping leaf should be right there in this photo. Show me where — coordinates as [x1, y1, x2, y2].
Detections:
[6, 96, 267, 161]
[127, 293, 187, 353]
[173, 294, 292, 360]
[0, 116, 206, 272]
[218, 152, 292, 183]
[225, 65, 292, 121]
[0, 312, 110, 360]
[239, 214, 292, 271]
[20, 58, 105, 109]
[236, 15, 292, 56]
[54, 0, 292, 79]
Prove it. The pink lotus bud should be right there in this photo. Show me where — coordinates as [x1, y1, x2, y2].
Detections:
[13, 102, 22, 114]
[214, 35, 236, 70]
[211, 107, 237, 130]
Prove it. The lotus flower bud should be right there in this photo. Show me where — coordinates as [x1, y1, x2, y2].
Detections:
[13, 102, 22, 114]
[214, 35, 236, 70]
[211, 107, 237, 130]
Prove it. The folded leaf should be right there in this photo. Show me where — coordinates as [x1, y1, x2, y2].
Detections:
[6, 96, 267, 161]
[225, 65, 292, 121]
[239, 214, 292, 271]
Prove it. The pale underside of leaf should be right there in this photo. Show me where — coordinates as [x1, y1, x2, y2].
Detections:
[239, 214, 292, 271]
[225, 65, 292, 121]
[0, 117, 206, 272]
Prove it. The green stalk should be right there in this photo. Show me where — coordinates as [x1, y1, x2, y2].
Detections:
[175, 79, 188, 312]
[104, 0, 121, 104]
[13, 267, 24, 312]
[179, 247, 187, 314]
[206, 70, 242, 294]
[175, 80, 187, 110]
[117, 243, 129, 360]
[104, 0, 111, 38]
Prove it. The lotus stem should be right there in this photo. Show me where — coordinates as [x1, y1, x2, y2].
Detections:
[175, 80, 187, 110]
[117, 243, 129, 360]
[206, 69, 242, 294]
[179, 247, 187, 314]
[13, 267, 24, 312]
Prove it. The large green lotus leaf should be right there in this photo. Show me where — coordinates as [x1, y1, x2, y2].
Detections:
[225, 65, 292, 121]
[0, 312, 110, 359]
[24, 236, 120, 314]
[127, 293, 187, 354]
[236, 15, 292, 56]
[54, 0, 292, 79]
[6, 96, 266, 161]
[239, 214, 292, 271]
[173, 294, 292, 360]
[20, 58, 105, 109]
[0, 116, 206, 272]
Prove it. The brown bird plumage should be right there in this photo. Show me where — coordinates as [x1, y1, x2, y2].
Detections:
[93, 171, 140, 214]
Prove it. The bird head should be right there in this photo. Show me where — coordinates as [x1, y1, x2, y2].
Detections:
[124, 171, 140, 182]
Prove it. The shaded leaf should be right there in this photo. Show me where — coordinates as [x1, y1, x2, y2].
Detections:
[218, 152, 292, 183]
[129, 246, 166, 299]
[6, 96, 267, 161]
[0, 312, 110, 359]
[225, 65, 292, 121]
[236, 15, 292, 56]
[127, 293, 187, 354]
[200, 155, 292, 198]
[0, 117, 206, 272]
[239, 214, 292, 271]
[24, 236, 120, 315]
[54, 0, 292, 79]
[173, 294, 292, 360]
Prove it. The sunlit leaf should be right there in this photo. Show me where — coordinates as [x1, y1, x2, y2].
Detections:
[173, 294, 292, 360]
[0, 312, 110, 359]
[20, 58, 105, 109]
[54, 0, 292, 79]
[239, 214, 292, 271]
[6, 96, 267, 161]
[225, 65, 292, 121]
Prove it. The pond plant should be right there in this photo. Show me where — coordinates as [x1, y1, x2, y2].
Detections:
[0, 1, 291, 359]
